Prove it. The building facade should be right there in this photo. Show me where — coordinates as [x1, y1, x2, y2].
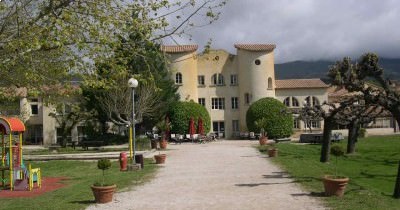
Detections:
[3, 44, 397, 145]
[162, 44, 329, 138]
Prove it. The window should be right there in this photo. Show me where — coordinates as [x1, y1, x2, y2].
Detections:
[211, 74, 224, 86]
[211, 98, 225, 110]
[283, 97, 290, 107]
[305, 96, 320, 106]
[244, 93, 251, 105]
[175, 73, 182, 84]
[26, 125, 43, 144]
[310, 120, 321, 128]
[230, 74, 238, 86]
[198, 75, 205, 86]
[283, 97, 299, 107]
[198, 98, 205, 106]
[267, 77, 273, 89]
[293, 118, 299, 129]
[292, 97, 299, 107]
[231, 97, 238, 109]
[30, 98, 39, 115]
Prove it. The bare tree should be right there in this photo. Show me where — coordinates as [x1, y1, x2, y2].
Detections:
[328, 53, 400, 198]
[95, 80, 164, 126]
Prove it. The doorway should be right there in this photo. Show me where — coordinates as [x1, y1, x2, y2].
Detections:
[212, 121, 225, 138]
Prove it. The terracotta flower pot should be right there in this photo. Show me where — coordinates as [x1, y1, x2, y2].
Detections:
[322, 175, 349, 197]
[259, 136, 267, 145]
[268, 148, 278, 157]
[160, 139, 168, 149]
[91, 184, 117, 203]
[154, 154, 166, 164]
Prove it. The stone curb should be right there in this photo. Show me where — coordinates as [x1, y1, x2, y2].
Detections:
[25, 149, 157, 161]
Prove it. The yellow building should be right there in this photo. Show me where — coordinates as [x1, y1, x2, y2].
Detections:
[162, 44, 329, 138]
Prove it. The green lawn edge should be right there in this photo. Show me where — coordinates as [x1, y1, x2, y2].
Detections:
[0, 159, 158, 210]
[257, 135, 400, 210]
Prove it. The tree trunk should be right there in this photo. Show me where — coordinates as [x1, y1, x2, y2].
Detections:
[393, 116, 400, 198]
[320, 118, 333, 163]
[394, 160, 400, 198]
[347, 120, 359, 154]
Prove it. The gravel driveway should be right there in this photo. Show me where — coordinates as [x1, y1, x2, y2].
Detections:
[87, 140, 326, 210]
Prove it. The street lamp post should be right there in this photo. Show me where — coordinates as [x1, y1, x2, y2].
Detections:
[128, 78, 138, 165]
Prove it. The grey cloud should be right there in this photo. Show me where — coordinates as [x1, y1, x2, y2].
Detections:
[165, 0, 400, 63]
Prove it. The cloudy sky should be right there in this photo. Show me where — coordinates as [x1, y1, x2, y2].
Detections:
[166, 0, 400, 63]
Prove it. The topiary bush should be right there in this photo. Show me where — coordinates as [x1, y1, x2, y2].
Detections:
[167, 101, 211, 134]
[246, 97, 293, 139]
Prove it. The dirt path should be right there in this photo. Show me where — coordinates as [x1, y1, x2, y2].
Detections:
[87, 140, 326, 210]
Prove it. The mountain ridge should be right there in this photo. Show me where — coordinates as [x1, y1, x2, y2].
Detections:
[275, 58, 400, 80]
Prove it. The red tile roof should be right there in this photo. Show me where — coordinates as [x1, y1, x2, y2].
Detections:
[234, 44, 276, 52]
[275, 79, 329, 89]
[161, 45, 198, 53]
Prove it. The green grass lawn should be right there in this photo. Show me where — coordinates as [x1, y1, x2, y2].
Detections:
[259, 135, 400, 210]
[0, 159, 158, 210]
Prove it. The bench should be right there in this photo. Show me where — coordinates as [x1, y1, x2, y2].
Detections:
[48, 144, 61, 153]
[80, 141, 104, 150]
[299, 133, 343, 144]
[275, 138, 291, 143]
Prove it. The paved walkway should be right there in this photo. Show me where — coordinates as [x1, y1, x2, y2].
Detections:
[87, 140, 326, 210]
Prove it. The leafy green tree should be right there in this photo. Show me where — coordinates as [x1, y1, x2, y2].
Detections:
[82, 0, 227, 130]
[246, 97, 293, 139]
[0, 0, 226, 97]
[0, 1, 132, 91]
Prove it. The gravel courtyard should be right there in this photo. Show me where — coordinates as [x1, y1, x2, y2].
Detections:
[87, 140, 326, 210]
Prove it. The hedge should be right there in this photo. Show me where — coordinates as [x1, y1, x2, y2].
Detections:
[246, 97, 293, 139]
[167, 101, 211, 134]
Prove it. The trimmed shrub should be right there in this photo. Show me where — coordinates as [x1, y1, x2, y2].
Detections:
[358, 127, 367, 138]
[246, 97, 293, 139]
[167, 101, 211, 134]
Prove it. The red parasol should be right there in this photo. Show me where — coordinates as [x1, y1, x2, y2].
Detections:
[197, 117, 204, 136]
[189, 117, 195, 140]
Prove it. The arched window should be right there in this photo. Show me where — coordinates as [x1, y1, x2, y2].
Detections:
[283, 97, 290, 107]
[212, 73, 224, 85]
[292, 97, 299, 107]
[175, 73, 182, 84]
[305, 96, 320, 106]
[267, 77, 273, 89]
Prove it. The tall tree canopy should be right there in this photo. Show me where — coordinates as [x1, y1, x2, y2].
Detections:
[0, 0, 227, 96]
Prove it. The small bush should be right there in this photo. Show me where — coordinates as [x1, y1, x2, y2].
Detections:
[331, 145, 345, 157]
[97, 158, 111, 170]
[246, 97, 293, 139]
[97, 158, 112, 186]
[358, 128, 367, 138]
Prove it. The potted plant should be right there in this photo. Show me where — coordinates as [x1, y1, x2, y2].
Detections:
[256, 119, 268, 145]
[154, 152, 167, 164]
[322, 145, 349, 197]
[267, 142, 278, 157]
[91, 158, 117, 203]
[156, 120, 169, 149]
